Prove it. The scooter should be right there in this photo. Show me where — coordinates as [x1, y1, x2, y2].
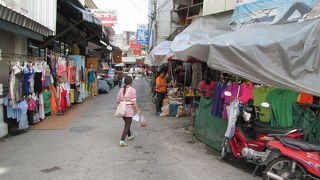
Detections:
[221, 99, 303, 166]
[263, 137, 320, 180]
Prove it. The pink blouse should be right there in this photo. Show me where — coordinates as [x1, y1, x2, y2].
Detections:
[116, 87, 137, 117]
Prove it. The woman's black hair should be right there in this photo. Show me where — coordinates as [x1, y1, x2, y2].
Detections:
[205, 76, 211, 85]
[123, 76, 133, 95]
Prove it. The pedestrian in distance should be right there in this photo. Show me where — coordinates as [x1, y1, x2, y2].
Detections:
[116, 76, 142, 147]
[155, 71, 168, 115]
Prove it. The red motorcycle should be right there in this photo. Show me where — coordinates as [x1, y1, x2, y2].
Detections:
[221, 105, 304, 167]
[263, 137, 320, 179]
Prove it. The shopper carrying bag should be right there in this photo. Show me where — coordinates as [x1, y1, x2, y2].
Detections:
[116, 76, 142, 147]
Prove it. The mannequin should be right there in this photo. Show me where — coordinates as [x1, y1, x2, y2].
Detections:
[88, 64, 96, 97]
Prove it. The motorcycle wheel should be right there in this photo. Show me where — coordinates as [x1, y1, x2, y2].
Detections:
[221, 137, 231, 160]
[263, 157, 307, 180]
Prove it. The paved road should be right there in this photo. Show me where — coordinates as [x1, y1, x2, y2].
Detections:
[0, 77, 259, 180]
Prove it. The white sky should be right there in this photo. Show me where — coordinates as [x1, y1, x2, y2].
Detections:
[93, 0, 149, 34]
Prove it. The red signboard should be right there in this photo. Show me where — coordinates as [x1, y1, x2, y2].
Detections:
[130, 44, 142, 48]
[133, 49, 142, 55]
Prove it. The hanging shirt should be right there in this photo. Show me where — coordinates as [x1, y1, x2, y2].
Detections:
[239, 84, 255, 104]
[28, 98, 37, 111]
[43, 90, 52, 114]
[297, 93, 313, 104]
[267, 89, 299, 127]
[39, 93, 45, 120]
[212, 82, 227, 117]
[252, 86, 274, 123]
[23, 69, 34, 95]
[16, 100, 29, 130]
[221, 83, 242, 119]
[191, 63, 202, 90]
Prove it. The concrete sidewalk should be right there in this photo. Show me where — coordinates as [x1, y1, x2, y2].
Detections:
[0, 78, 258, 180]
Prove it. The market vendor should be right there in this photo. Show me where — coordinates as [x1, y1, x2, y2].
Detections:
[198, 76, 215, 97]
[155, 71, 168, 115]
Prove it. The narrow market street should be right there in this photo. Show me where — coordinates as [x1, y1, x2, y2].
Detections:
[0, 77, 257, 180]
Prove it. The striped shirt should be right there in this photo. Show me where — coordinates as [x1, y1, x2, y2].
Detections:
[116, 87, 137, 117]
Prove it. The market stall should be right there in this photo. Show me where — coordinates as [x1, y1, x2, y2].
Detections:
[170, 10, 320, 151]
[3, 52, 93, 131]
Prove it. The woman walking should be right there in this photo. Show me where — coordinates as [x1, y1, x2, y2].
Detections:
[116, 76, 142, 147]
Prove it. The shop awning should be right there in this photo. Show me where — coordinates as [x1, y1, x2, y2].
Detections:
[41, 0, 103, 48]
[170, 13, 232, 62]
[206, 19, 320, 96]
[145, 41, 174, 66]
[122, 56, 136, 65]
[66, 1, 101, 26]
[0, 4, 54, 37]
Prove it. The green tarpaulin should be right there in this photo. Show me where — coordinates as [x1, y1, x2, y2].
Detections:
[194, 97, 227, 151]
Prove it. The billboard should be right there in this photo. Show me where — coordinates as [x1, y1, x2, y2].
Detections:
[136, 24, 149, 45]
[231, 0, 320, 29]
[91, 9, 118, 27]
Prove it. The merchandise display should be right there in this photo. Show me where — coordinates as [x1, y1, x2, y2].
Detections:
[3, 54, 90, 131]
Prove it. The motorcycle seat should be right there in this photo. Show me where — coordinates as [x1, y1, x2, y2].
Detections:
[253, 126, 295, 135]
[278, 137, 320, 152]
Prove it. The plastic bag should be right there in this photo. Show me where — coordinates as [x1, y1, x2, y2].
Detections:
[139, 115, 147, 127]
[160, 104, 170, 117]
[132, 114, 141, 122]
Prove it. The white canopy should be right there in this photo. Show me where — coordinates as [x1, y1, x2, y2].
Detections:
[170, 14, 320, 96]
[145, 41, 174, 66]
[170, 14, 232, 62]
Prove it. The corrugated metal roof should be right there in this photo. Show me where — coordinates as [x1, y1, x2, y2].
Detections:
[0, 4, 55, 36]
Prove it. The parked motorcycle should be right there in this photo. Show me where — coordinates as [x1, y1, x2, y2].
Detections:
[221, 98, 303, 166]
[263, 137, 320, 180]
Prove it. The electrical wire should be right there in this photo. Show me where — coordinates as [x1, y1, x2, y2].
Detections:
[156, 0, 172, 13]
[128, 0, 152, 18]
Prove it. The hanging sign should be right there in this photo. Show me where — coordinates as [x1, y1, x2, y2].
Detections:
[231, 0, 320, 29]
[130, 44, 142, 48]
[91, 9, 118, 27]
[136, 24, 149, 45]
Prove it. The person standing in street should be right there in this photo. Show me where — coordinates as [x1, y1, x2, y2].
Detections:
[118, 70, 124, 88]
[116, 76, 142, 147]
[155, 71, 167, 115]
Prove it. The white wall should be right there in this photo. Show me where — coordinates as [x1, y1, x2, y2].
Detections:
[0, 0, 57, 32]
[203, 0, 236, 16]
[0, 29, 27, 89]
[156, 0, 174, 45]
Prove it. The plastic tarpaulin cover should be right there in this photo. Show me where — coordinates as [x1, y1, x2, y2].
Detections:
[207, 18, 320, 96]
[145, 41, 173, 66]
[170, 14, 232, 62]
[194, 97, 227, 151]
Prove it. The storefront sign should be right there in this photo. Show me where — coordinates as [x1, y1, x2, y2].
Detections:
[91, 9, 118, 27]
[137, 24, 148, 30]
[136, 29, 149, 45]
[132, 49, 142, 55]
[231, 0, 320, 29]
[130, 44, 142, 48]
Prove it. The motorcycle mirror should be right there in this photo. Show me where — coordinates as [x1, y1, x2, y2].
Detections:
[261, 102, 270, 108]
[224, 91, 232, 97]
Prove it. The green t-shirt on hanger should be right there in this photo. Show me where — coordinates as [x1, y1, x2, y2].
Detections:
[43, 90, 52, 114]
[252, 86, 274, 123]
[267, 89, 299, 127]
